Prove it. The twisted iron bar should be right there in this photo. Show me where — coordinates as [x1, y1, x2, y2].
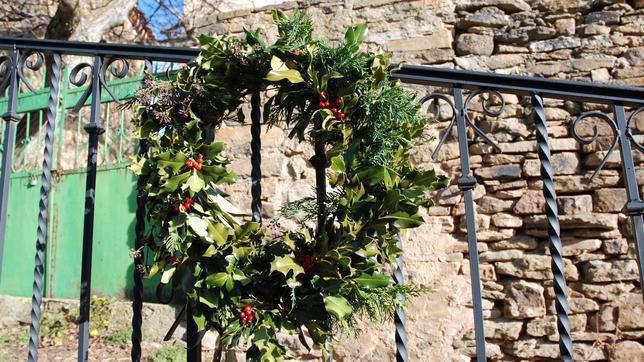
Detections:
[250, 91, 262, 223]
[393, 234, 408, 362]
[532, 93, 574, 362]
[26, 52, 61, 362]
[421, 90, 503, 160]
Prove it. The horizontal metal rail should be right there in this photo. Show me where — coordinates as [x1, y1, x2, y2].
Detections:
[0, 37, 198, 63]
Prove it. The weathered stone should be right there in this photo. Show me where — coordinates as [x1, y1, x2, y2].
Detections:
[573, 343, 610, 361]
[554, 18, 575, 35]
[386, 29, 452, 51]
[585, 11, 621, 25]
[591, 68, 611, 83]
[579, 23, 612, 36]
[436, 185, 462, 205]
[613, 341, 644, 361]
[458, 214, 491, 232]
[480, 263, 497, 281]
[568, 297, 600, 313]
[478, 195, 515, 214]
[617, 293, 644, 330]
[487, 179, 528, 192]
[496, 189, 526, 199]
[476, 228, 516, 242]
[480, 249, 522, 262]
[561, 238, 602, 256]
[583, 260, 640, 282]
[555, 174, 621, 193]
[483, 154, 524, 166]
[526, 314, 587, 336]
[529, 36, 581, 52]
[491, 213, 523, 228]
[571, 57, 616, 71]
[484, 319, 523, 340]
[603, 238, 629, 255]
[571, 282, 634, 301]
[474, 164, 522, 180]
[623, 46, 644, 66]
[496, 255, 578, 280]
[456, 0, 531, 13]
[456, 33, 494, 56]
[514, 190, 545, 215]
[504, 280, 546, 319]
[507, 339, 559, 358]
[527, 60, 573, 76]
[459, 7, 510, 28]
[525, 213, 618, 230]
[593, 188, 627, 212]
[486, 237, 536, 253]
[558, 195, 593, 214]
[589, 303, 617, 332]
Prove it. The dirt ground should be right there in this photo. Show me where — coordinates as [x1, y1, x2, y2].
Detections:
[0, 324, 218, 362]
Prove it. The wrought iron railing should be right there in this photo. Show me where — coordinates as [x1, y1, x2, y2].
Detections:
[0, 36, 642, 362]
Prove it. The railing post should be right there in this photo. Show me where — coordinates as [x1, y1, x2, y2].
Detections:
[27, 52, 62, 362]
[131, 137, 148, 362]
[250, 91, 262, 223]
[613, 104, 644, 297]
[532, 92, 573, 361]
[394, 234, 408, 362]
[453, 87, 486, 361]
[0, 49, 20, 282]
[77, 54, 106, 362]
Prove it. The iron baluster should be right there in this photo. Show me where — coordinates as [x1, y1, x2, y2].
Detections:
[453, 87, 486, 362]
[0, 49, 20, 282]
[532, 93, 574, 361]
[77, 55, 106, 362]
[250, 91, 262, 223]
[131, 138, 148, 362]
[186, 302, 202, 362]
[27, 52, 62, 362]
[394, 234, 408, 362]
[613, 105, 644, 297]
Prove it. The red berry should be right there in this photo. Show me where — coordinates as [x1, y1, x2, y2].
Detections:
[197, 157, 203, 164]
[186, 197, 193, 205]
[244, 305, 251, 313]
[331, 108, 338, 114]
[318, 101, 326, 108]
[194, 163, 202, 171]
[339, 113, 346, 121]
[185, 160, 193, 169]
[172, 205, 180, 213]
[248, 314, 255, 321]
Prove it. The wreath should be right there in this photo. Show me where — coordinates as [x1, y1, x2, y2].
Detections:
[130, 10, 448, 361]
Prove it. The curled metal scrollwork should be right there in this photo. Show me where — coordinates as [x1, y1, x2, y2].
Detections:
[420, 89, 503, 159]
[570, 111, 619, 181]
[17, 50, 44, 92]
[69, 57, 131, 111]
[627, 106, 644, 153]
[0, 55, 12, 94]
[100, 57, 130, 104]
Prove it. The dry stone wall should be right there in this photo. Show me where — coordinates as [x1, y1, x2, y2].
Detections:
[192, 0, 644, 360]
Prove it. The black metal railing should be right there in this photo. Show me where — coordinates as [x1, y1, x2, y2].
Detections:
[0, 36, 642, 362]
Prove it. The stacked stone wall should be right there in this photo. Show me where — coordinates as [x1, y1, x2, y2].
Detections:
[190, 0, 644, 360]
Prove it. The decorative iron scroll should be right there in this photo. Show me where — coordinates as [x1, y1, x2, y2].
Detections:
[421, 89, 503, 160]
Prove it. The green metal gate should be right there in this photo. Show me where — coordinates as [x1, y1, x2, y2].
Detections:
[0, 66, 157, 298]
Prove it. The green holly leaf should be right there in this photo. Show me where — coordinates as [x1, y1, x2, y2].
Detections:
[344, 23, 368, 48]
[353, 273, 391, 289]
[270, 255, 304, 277]
[205, 272, 229, 287]
[184, 172, 206, 193]
[323, 295, 352, 320]
[188, 216, 212, 242]
[157, 152, 187, 176]
[208, 222, 229, 245]
[160, 267, 176, 284]
[381, 211, 423, 229]
[265, 56, 304, 83]
[159, 172, 190, 194]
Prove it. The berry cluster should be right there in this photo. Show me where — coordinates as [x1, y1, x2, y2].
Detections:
[239, 305, 255, 326]
[185, 157, 203, 171]
[317, 91, 346, 121]
[172, 197, 193, 213]
[300, 255, 317, 274]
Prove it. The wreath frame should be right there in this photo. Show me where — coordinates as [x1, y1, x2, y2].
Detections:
[130, 10, 448, 361]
